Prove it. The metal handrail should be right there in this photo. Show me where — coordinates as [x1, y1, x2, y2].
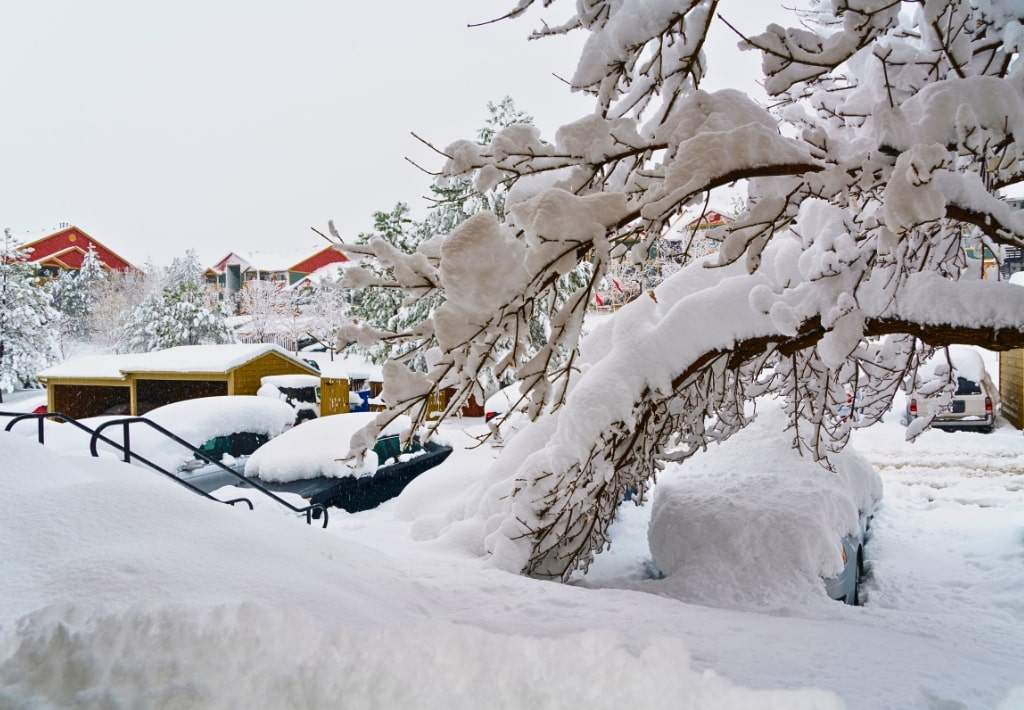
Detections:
[89, 417, 328, 528]
[1, 411, 254, 510]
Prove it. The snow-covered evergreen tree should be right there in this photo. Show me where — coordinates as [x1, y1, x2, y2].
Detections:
[347, 203, 425, 365]
[0, 229, 59, 400]
[49, 245, 107, 344]
[120, 251, 231, 352]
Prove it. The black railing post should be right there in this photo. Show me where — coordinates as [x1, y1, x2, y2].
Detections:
[37, 416, 44, 444]
[122, 420, 131, 463]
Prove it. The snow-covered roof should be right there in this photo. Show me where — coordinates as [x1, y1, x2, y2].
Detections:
[287, 262, 346, 290]
[316, 355, 384, 381]
[37, 353, 139, 380]
[209, 246, 326, 274]
[39, 344, 317, 380]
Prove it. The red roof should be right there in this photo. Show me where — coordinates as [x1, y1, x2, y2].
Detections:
[207, 245, 347, 276]
[288, 245, 347, 275]
[20, 226, 136, 272]
[686, 210, 732, 229]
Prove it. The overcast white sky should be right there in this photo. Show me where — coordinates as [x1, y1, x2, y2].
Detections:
[1, 2, 791, 267]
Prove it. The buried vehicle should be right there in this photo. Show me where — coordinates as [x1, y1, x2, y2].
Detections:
[229, 413, 452, 513]
[648, 401, 882, 608]
[904, 346, 996, 433]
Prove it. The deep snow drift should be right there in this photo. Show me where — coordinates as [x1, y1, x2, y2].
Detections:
[0, 432, 839, 709]
[2, 405, 1023, 708]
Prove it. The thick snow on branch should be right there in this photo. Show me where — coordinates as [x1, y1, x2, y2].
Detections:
[450, 204, 1024, 578]
[333, 0, 1024, 579]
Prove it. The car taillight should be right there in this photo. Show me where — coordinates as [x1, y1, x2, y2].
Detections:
[485, 411, 498, 422]
[985, 396, 993, 414]
[909, 398, 918, 415]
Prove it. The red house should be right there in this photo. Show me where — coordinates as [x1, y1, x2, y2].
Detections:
[206, 244, 348, 296]
[19, 225, 136, 273]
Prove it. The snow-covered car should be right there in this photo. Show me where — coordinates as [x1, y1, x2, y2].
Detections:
[905, 346, 996, 432]
[648, 402, 882, 607]
[258, 374, 321, 423]
[238, 412, 453, 513]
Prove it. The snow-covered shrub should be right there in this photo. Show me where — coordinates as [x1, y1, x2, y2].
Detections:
[331, 1, 1024, 580]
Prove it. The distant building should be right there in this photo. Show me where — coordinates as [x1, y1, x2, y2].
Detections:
[660, 210, 732, 265]
[593, 210, 733, 311]
[19, 225, 136, 274]
[206, 245, 348, 297]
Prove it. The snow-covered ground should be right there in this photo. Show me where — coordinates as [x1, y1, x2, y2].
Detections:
[2, 402, 1023, 708]
[0, 388, 46, 413]
[583, 402, 1024, 709]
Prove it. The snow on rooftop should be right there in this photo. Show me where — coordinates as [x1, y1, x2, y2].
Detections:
[37, 353, 140, 380]
[313, 354, 384, 381]
[213, 246, 326, 274]
[39, 344, 313, 380]
[288, 262, 346, 289]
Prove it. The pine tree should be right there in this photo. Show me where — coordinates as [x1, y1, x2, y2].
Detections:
[348, 203, 422, 364]
[0, 229, 60, 400]
[49, 245, 108, 344]
[120, 251, 232, 352]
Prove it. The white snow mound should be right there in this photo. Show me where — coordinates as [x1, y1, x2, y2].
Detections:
[0, 432, 842, 710]
[649, 401, 882, 608]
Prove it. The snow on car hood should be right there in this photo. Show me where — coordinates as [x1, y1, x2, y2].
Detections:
[648, 399, 882, 609]
[245, 413, 412, 483]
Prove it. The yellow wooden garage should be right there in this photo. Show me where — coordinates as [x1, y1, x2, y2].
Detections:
[38, 344, 319, 419]
[999, 350, 1024, 429]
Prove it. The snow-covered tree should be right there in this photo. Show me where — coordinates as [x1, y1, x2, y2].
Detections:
[0, 229, 59, 400]
[347, 101, 532, 366]
[347, 97, 588, 368]
[88, 267, 152, 348]
[120, 251, 231, 352]
[333, 0, 1024, 580]
[237, 280, 289, 343]
[305, 272, 351, 358]
[49, 245, 107, 344]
